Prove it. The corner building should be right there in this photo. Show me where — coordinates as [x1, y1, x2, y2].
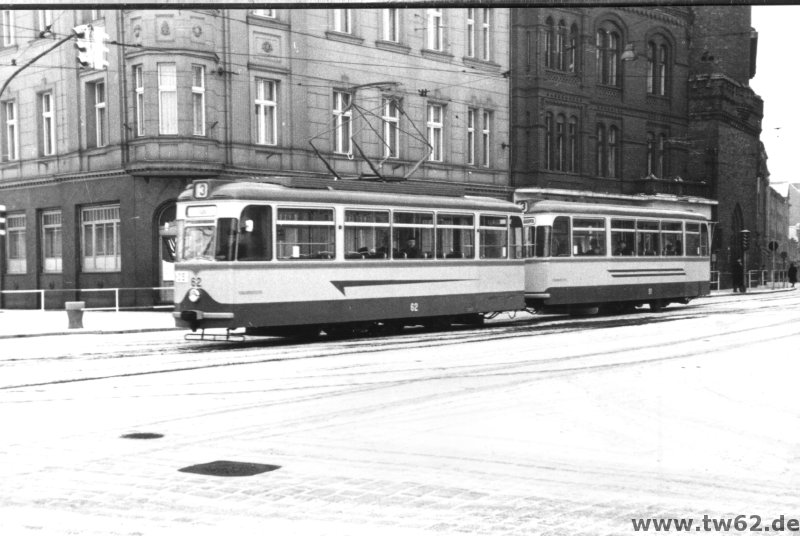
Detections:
[0, 8, 510, 307]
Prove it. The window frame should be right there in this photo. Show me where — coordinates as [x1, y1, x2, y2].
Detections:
[276, 206, 336, 261]
[426, 103, 444, 162]
[2, 10, 14, 47]
[381, 98, 399, 158]
[255, 78, 277, 146]
[81, 204, 121, 273]
[481, 8, 491, 61]
[192, 65, 206, 136]
[41, 209, 63, 273]
[467, 108, 476, 166]
[133, 65, 144, 137]
[157, 63, 178, 135]
[3, 100, 18, 161]
[481, 110, 491, 167]
[6, 212, 26, 274]
[427, 8, 443, 51]
[466, 8, 475, 58]
[382, 8, 398, 42]
[333, 9, 352, 34]
[332, 90, 352, 155]
[40, 91, 55, 156]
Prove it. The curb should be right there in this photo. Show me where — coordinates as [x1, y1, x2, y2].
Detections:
[0, 327, 183, 340]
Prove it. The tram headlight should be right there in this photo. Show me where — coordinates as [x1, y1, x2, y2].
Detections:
[188, 288, 201, 303]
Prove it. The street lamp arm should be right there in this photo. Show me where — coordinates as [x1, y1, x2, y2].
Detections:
[0, 33, 75, 100]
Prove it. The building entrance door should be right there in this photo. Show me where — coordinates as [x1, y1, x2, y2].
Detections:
[157, 203, 177, 304]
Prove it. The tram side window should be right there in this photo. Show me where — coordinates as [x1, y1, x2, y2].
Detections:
[523, 225, 535, 257]
[479, 215, 508, 259]
[685, 222, 709, 256]
[436, 213, 474, 259]
[276, 207, 335, 260]
[611, 219, 635, 256]
[237, 205, 272, 261]
[661, 221, 682, 256]
[215, 218, 238, 261]
[393, 212, 434, 259]
[572, 218, 606, 256]
[636, 220, 660, 256]
[552, 216, 570, 256]
[535, 226, 551, 257]
[182, 222, 215, 261]
[344, 210, 390, 259]
[509, 216, 524, 259]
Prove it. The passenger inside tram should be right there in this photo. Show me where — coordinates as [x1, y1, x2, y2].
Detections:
[401, 238, 421, 258]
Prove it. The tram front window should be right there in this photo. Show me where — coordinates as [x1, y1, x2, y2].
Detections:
[181, 224, 216, 261]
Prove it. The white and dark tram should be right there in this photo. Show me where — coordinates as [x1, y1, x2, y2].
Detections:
[521, 200, 711, 314]
[173, 179, 526, 337]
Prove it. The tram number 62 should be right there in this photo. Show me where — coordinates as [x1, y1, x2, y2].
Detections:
[410, 302, 419, 312]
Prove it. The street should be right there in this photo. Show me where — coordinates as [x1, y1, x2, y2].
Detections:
[1, 290, 800, 535]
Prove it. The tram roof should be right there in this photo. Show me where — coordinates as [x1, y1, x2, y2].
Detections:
[523, 200, 709, 221]
[179, 180, 522, 213]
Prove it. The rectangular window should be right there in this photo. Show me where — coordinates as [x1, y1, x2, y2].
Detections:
[466, 109, 475, 165]
[2, 10, 14, 46]
[6, 213, 25, 274]
[426, 103, 443, 162]
[611, 219, 635, 256]
[466, 8, 475, 57]
[572, 218, 606, 256]
[158, 63, 177, 135]
[3, 101, 18, 161]
[134, 65, 144, 136]
[427, 8, 442, 51]
[478, 215, 508, 259]
[86, 81, 107, 148]
[383, 9, 398, 42]
[82, 205, 121, 272]
[42, 210, 62, 273]
[661, 221, 683, 256]
[40, 92, 55, 156]
[251, 9, 275, 18]
[192, 65, 205, 136]
[333, 91, 352, 155]
[393, 212, 434, 260]
[685, 222, 709, 257]
[255, 79, 277, 145]
[237, 205, 272, 261]
[636, 220, 660, 256]
[333, 9, 351, 34]
[36, 10, 52, 34]
[276, 207, 335, 260]
[437, 213, 474, 259]
[382, 98, 399, 158]
[481, 110, 491, 167]
[481, 8, 491, 61]
[552, 216, 571, 256]
[344, 210, 390, 260]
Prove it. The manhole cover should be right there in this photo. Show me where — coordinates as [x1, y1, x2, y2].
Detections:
[178, 460, 280, 477]
[121, 432, 164, 440]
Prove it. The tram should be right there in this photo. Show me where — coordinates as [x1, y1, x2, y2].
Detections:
[172, 179, 526, 338]
[522, 200, 711, 314]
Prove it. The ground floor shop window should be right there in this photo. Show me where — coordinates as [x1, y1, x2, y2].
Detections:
[42, 210, 62, 272]
[81, 204, 120, 272]
[6, 213, 26, 273]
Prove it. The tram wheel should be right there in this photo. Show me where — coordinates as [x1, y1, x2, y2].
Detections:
[648, 300, 666, 312]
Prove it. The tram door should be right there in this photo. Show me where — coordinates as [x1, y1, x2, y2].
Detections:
[157, 204, 177, 304]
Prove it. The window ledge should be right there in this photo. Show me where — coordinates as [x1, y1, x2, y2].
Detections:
[325, 31, 364, 46]
[421, 49, 454, 63]
[246, 15, 288, 29]
[463, 57, 502, 72]
[375, 40, 410, 54]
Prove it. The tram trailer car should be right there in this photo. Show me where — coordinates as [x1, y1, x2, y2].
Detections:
[522, 200, 711, 314]
[173, 180, 526, 337]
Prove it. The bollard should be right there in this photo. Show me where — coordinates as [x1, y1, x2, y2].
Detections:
[65, 301, 85, 329]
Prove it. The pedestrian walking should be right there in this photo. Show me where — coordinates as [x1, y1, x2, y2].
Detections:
[732, 258, 746, 293]
[789, 262, 797, 288]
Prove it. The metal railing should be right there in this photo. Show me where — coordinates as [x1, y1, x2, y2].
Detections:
[0, 286, 174, 311]
[710, 271, 720, 291]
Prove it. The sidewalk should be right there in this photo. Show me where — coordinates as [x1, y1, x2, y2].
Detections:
[0, 286, 794, 339]
[0, 308, 180, 339]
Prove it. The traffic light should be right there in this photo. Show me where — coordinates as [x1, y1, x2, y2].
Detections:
[0, 204, 6, 237]
[740, 229, 750, 251]
[73, 24, 94, 68]
[91, 26, 110, 70]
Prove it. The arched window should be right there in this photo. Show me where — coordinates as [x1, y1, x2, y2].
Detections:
[596, 28, 621, 86]
[646, 39, 670, 96]
[608, 125, 618, 178]
[545, 17, 554, 68]
[545, 112, 553, 170]
[568, 116, 577, 172]
[568, 24, 578, 73]
[557, 20, 567, 70]
[596, 123, 606, 176]
[556, 114, 566, 171]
